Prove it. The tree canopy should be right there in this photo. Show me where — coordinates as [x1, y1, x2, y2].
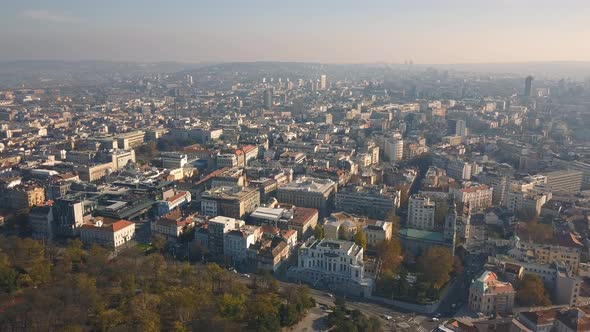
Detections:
[354, 229, 367, 250]
[416, 246, 453, 290]
[0, 235, 316, 331]
[516, 273, 551, 307]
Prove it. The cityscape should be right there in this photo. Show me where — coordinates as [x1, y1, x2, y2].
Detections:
[1, 1, 590, 332]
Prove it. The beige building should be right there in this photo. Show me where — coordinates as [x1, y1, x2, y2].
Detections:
[116, 131, 145, 149]
[8, 185, 46, 210]
[364, 220, 393, 249]
[201, 186, 260, 219]
[151, 210, 196, 239]
[80, 218, 135, 250]
[510, 239, 581, 276]
[276, 176, 337, 218]
[453, 184, 493, 212]
[469, 271, 515, 315]
[75, 162, 114, 182]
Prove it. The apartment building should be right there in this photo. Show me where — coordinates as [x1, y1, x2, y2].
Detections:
[452, 184, 493, 212]
[407, 194, 436, 231]
[207, 216, 245, 257]
[224, 225, 262, 264]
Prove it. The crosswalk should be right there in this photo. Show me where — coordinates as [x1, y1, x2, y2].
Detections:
[415, 326, 429, 332]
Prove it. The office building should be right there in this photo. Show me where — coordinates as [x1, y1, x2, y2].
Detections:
[116, 131, 145, 149]
[201, 186, 260, 219]
[456, 119, 467, 137]
[161, 152, 188, 169]
[542, 170, 583, 194]
[53, 196, 86, 237]
[319, 74, 327, 90]
[276, 176, 337, 218]
[263, 89, 273, 109]
[335, 186, 400, 219]
[524, 76, 534, 97]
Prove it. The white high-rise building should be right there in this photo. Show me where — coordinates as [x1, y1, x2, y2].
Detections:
[407, 194, 436, 231]
[384, 133, 404, 162]
[320, 74, 327, 90]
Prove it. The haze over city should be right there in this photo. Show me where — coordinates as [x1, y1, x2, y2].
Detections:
[2, 1, 590, 332]
[2, 0, 590, 64]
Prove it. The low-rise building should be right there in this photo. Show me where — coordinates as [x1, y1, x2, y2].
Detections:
[469, 271, 516, 315]
[249, 204, 318, 240]
[156, 190, 191, 216]
[80, 218, 135, 250]
[364, 219, 393, 249]
[295, 238, 374, 297]
[151, 210, 196, 239]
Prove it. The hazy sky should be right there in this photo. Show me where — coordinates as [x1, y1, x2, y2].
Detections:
[2, 0, 590, 64]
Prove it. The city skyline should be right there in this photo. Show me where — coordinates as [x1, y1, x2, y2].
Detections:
[2, 0, 590, 64]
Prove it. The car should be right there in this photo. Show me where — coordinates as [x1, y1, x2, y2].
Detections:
[325, 293, 334, 298]
[382, 315, 393, 321]
[242, 273, 250, 278]
[432, 317, 440, 322]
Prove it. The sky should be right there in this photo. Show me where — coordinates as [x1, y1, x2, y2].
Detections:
[1, 0, 590, 64]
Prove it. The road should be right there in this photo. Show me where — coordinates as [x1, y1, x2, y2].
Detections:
[232, 272, 435, 331]
[187, 253, 488, 332]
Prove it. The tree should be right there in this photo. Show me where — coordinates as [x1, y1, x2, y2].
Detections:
[354, 229, 367, 250]
[525, 220, 554, 243]
[434, 201, 449, 226]
[314, 225, 324, 240]
[151, 234, 167, 253]
[385, 211, 400, 232]
[0, 251, 17, 293]
[416, 246, 453, 290]
[376, 239, 403, 277]
[516, 274, 551, 306]
[247, 292, 280, 332]
[452, 256, 464, 275]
